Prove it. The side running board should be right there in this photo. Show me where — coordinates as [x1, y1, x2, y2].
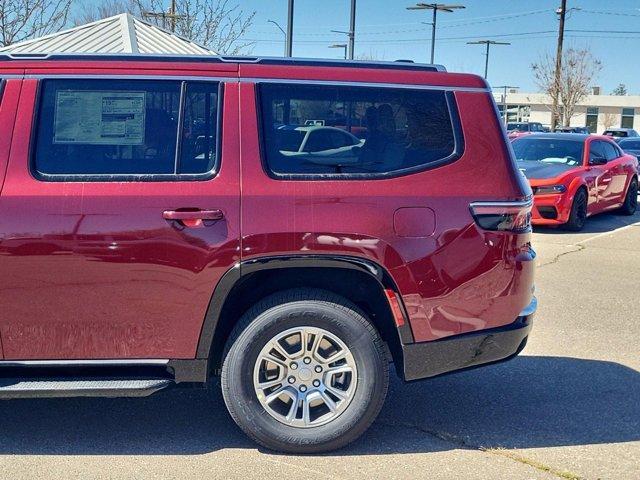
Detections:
[0, 378, 173, 399]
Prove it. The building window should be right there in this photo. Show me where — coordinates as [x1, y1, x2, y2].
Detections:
[586, 107, 599, 133]
[497, 104, 530, 123]
[621, 108, 634, 129]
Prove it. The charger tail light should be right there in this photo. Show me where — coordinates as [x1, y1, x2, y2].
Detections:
[469, 199, 533, 233]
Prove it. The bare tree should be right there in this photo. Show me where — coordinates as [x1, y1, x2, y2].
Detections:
[355, 50, 385, 61]
[134, 0, 255, 54]
[532, 47, 602, 127]
[78, 0, 255, 54]
[601, 112, 617, 130]
[0, 0, 74, 46]
[74, 0, 136, 25]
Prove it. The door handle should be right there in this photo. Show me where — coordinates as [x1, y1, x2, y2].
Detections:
[163, 209, 224, 228]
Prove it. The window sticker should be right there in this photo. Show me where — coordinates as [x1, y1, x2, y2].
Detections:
[53, 91, 146, 145]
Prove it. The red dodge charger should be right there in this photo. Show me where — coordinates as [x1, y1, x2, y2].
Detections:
[512, 133, 638, 230]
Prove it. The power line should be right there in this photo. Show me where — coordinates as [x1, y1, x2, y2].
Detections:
[438, 9, 549, 28]
[578, 9, 640, 18]
[247, 10, 550, 37]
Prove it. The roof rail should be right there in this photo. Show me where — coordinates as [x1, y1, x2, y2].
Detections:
[0, 53, 447, 72]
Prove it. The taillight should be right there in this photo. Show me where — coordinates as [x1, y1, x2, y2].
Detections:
[469, 199, 532, 233]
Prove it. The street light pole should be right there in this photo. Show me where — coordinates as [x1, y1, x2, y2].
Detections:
[466, 40, 510, 79]
[267, 20, 287, 56]
[285, 0, 294, 57]
[329, 43, 348, 60]
[348, 0, 356, 60]
[407, 3, 465, 64]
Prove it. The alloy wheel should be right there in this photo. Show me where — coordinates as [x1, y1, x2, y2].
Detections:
[253, 326, 358, 428]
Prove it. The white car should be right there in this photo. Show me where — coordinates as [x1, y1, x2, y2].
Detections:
[277, 126, 364, 166]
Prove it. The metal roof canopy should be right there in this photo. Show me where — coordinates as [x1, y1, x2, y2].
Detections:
[0, 13, 216, 56]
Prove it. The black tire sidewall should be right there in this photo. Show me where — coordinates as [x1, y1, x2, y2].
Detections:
[222, 297, 388, 453]
[567, 189, 587, 230]
[623, 179, 638, 214]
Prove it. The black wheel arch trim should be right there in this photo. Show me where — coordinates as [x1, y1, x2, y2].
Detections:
[195, 254, 414, 362]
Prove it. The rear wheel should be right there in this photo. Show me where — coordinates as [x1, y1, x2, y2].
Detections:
[565, 189, 588, 231]
[221, 288, 389, 453]
[617, 178, 638, 215]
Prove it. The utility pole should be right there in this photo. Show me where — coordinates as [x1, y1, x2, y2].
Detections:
[170, 0, 177, 32]
[494, 85, 519, 126]
[142, 0, 184, 32]
[466, 40, 510, 79]
[551, 0, 567, 130]
[407, 3, 465, 64]
[285, 0, 294, 57]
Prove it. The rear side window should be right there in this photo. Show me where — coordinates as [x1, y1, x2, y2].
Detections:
[602, 141, 620, 160]
[34, 79, 220, 179]
[258, 83, 460, 178]
[590, 141, 606, 161]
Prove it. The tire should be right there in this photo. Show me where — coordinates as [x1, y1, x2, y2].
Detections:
[565, 188, 588, 231]
[221, 288, 389, 453]
[617, 178, 638, 216]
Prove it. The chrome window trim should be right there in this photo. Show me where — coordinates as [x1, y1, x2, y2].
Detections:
[469, 198, 533, 209]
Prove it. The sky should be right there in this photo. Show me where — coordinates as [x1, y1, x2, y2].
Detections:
[85, 0, 640, 93]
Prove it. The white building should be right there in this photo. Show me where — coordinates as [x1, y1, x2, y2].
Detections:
[493, 89, 640, 134]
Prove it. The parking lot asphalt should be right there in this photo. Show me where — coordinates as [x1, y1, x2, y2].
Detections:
[0, 203, 638, 480]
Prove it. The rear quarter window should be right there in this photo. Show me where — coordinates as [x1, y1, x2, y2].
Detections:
[258, 83, 462, 178]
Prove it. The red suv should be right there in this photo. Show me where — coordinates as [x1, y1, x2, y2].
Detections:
[0, 54, 536, 453]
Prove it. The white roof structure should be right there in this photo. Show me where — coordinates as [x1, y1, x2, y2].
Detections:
[0, 13, 216, 55]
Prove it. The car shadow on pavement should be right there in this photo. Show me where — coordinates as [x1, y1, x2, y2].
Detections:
[0, 355, 637, 456]
[533, 199, 640, 235]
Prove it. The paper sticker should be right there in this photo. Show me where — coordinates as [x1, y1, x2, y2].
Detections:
[53, 91, 146, 145]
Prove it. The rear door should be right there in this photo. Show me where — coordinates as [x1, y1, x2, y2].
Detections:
[0, 76, 240, 360]
[602, 141, 628, 203]
[0, 79, 21, 199]
[587, 140, 615, 210]
[0, 77, 22, 359]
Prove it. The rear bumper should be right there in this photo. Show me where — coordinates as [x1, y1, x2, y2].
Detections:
[400, 297, 536, 382]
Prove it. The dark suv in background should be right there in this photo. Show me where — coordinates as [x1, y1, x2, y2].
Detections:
[0, 54, 536, 453]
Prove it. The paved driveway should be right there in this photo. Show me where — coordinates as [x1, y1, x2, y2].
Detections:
[0, 204, 638, 480]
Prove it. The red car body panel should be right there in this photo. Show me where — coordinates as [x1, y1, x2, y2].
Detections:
[514, 135, 639, 226]
[0, 58, 534, 360]
[239, 80, 533, 343]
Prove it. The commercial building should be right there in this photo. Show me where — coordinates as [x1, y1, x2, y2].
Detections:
[493, 90, 640, 133]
